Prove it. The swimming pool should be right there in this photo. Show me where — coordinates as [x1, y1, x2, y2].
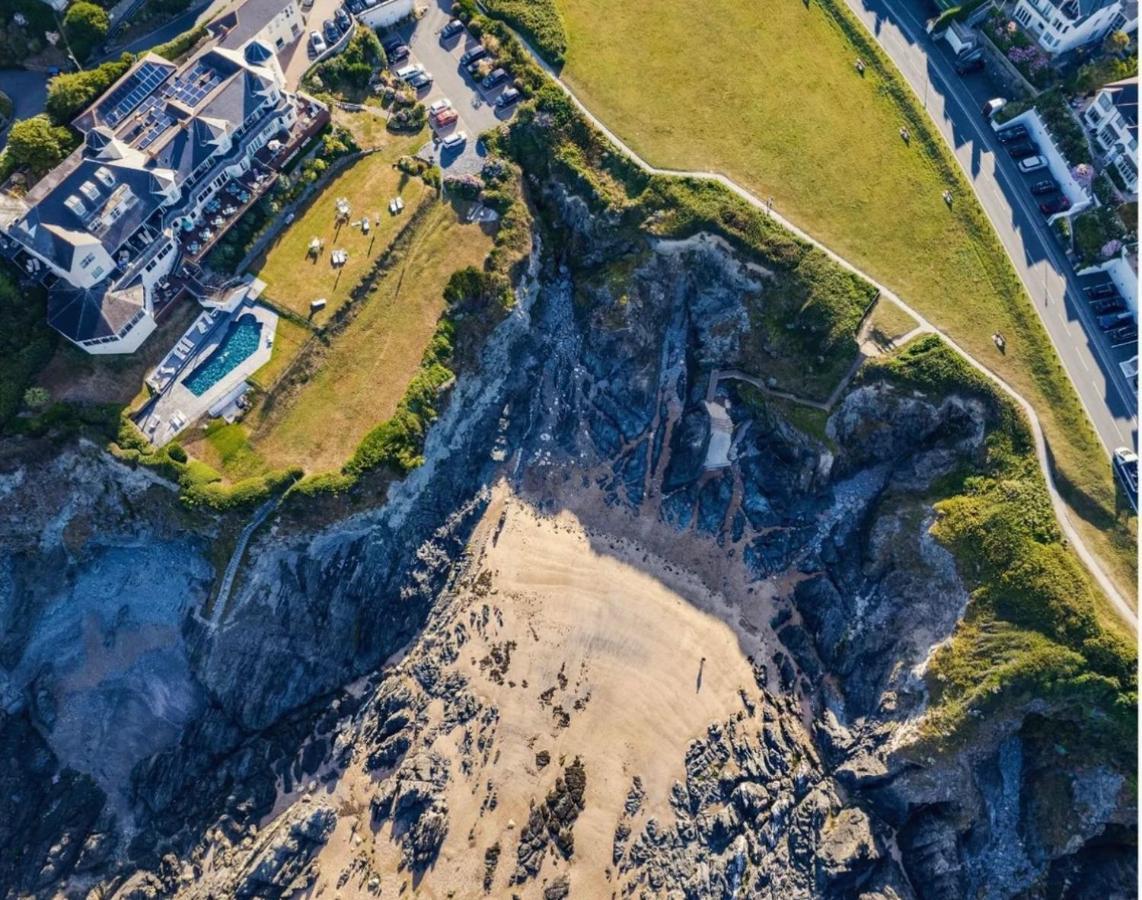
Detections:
[184, 315, 262, 397]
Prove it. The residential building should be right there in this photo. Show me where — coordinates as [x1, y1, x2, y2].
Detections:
[1083, 76, 1138, 193]
[0, 28, 321, 353]
[1011, 0, 1136, 54]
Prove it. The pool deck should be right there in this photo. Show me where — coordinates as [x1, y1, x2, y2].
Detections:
[140, 302, 278, 447]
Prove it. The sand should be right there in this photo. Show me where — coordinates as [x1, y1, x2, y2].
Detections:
[299, 483, 776, 898]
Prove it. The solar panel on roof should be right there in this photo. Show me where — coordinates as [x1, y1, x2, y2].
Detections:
[98, 61, 172, 126]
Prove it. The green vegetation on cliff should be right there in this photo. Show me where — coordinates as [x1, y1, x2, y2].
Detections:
[868, 336, 1136, 765]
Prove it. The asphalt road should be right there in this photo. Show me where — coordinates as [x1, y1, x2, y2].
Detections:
[842, 0, 1137, 455]
[0, 69, 49, 149]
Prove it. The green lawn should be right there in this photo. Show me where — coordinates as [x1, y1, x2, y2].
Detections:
[253, 133, 428, 320]
[248, 203, 495, 473]
[867, 299, 921, 346]
[554, 0, 1137, 603]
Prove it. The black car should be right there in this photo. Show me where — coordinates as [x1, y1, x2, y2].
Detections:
[441, 19, 465, 39]
[381, 34, 405, 52]
[1039, 194, 1070, 215]
[481, 67, 509, 90]
[1092, 297, 1125, 315]
[460, 46, 487, 66]
[334, 7, 351, 30]
[954, 54, 984, 75]
[995, 125, 1028, 143]
[1007, 142, 1039, 159]
[345, 0, 364, 11]
[496, 86, 521, 108]
[1108, 324, 1137, 345]
[1029, 179, 1056, 195]
[323, 19, 340, 43]
[1098, 311, 1133, 331]
[1084, 282, 1118, 299]
[387, 43, 410, 63]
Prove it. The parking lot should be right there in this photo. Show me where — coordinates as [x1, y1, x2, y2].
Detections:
[382, 0, 519, 176]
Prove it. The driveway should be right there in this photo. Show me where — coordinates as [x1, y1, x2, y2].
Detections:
[389, 0, 516, 176]
[841, 0, 1137, 454]
[281, 0, 348, 89]
[0, 69, 48, 149]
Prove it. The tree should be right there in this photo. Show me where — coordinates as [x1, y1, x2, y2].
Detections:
[46, 54, 132, 123]
[6, 115, 73, 173]
[1103, 30, 1131, 55]
[63, 1, 110, 62]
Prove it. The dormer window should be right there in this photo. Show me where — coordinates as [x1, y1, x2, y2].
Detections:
[64, 195, 87, 218]
[79, 181, 101, 203]
[95, 166, 116, 188]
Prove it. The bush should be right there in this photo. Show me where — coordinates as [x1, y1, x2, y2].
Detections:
[303, 28, 385, 100]
[387, 102, 426, 132]
[63, 1, 110, 62]
[1072, 207, 1126, 266]
[1034, 90, 1091, 166]
[167, 442, 188, 463]
[6, 114, 76, 176]
[0, 0, 56, 67]
[150, 25, 207, 61]
[482, 0, 568, 67]
[46, 54, 133, 123]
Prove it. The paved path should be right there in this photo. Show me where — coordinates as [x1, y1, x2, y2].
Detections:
[209, 491, 284, 626]
[840, 0, 1137, 458]
[510, 32, 1136, 627]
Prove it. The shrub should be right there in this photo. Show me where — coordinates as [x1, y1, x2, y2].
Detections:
[63, 1, 110, 62]
[387, 102, 425, 132]
[150, 24, 207, 61]
[46, 54, 133, 123]
[167, 442, 188, 463]
[22, 386, 50, 409]
[304, 28, 385, 100]
[483, 0, 567, 67]
[444, 173, 484, 199]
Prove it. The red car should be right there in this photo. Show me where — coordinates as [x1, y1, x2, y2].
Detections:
[433, 107, 458, 128]
[1039, 195, 1071, 215]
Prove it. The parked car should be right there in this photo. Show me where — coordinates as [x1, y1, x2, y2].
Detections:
[345, 0, 364, 12]
[441, 131, 467, 150]
[334, 7, 351, 30]
[395, 63, 423, 81]
[429, 98, 452, 116]
[1039, 195, 1071, 215]
[481, 67, 509, 90]
[466, 58, 490, 76]
[409, 70, 433, 89]
[1084, 282, 1119, 299]
[995, 125, 1028, 143]
[1108, 324, 1137, 346]
[1029, 179, 1056, 195]
[382, 34, 405, 52]
[310, 31, 327, 54]
[1097, 311, 1133, 331]
[323, 19, 340, 44]
[1007, 142, 1039, 159]
[1092, 297, 1125, 315]
[433, 107, 459, 127]
[1113, 447, 1138, 511]
[387, 43, 410, 63]
[441, 19, 465, 39]
[954, 53, 984, 75]
[496, 86, 521, 108]
[982, 97, 1007, 118]
[1017, 155, 1047, 173]
[461, 46, 487, 66]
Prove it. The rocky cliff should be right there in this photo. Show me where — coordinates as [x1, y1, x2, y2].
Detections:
[0, 167, 1133, 899]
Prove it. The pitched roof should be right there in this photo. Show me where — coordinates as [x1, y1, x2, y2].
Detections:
[47, 277, 145, 343]
[1105, 77, 1138, 133]
[214, 0, 292, 50]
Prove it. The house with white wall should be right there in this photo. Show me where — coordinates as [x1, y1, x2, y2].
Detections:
[1011, 0, 1136, 54]
[2, 33, 307, 353]
[211, 0, 305, 54]
[1082, 76, 1138, 194]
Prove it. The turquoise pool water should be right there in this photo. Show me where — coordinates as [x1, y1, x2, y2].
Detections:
[184, 315, 262, 397]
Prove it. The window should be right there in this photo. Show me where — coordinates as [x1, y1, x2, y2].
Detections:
[91, 266, 103, 279]
[80, 253, 96, 268]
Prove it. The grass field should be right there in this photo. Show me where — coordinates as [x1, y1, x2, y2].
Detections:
[867, 299, 921, 346]
[249, 205, 495, 472]
[553, 0, 1137, 603]
[253, 134, 427, 320]
[187, 204, 496, 477]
